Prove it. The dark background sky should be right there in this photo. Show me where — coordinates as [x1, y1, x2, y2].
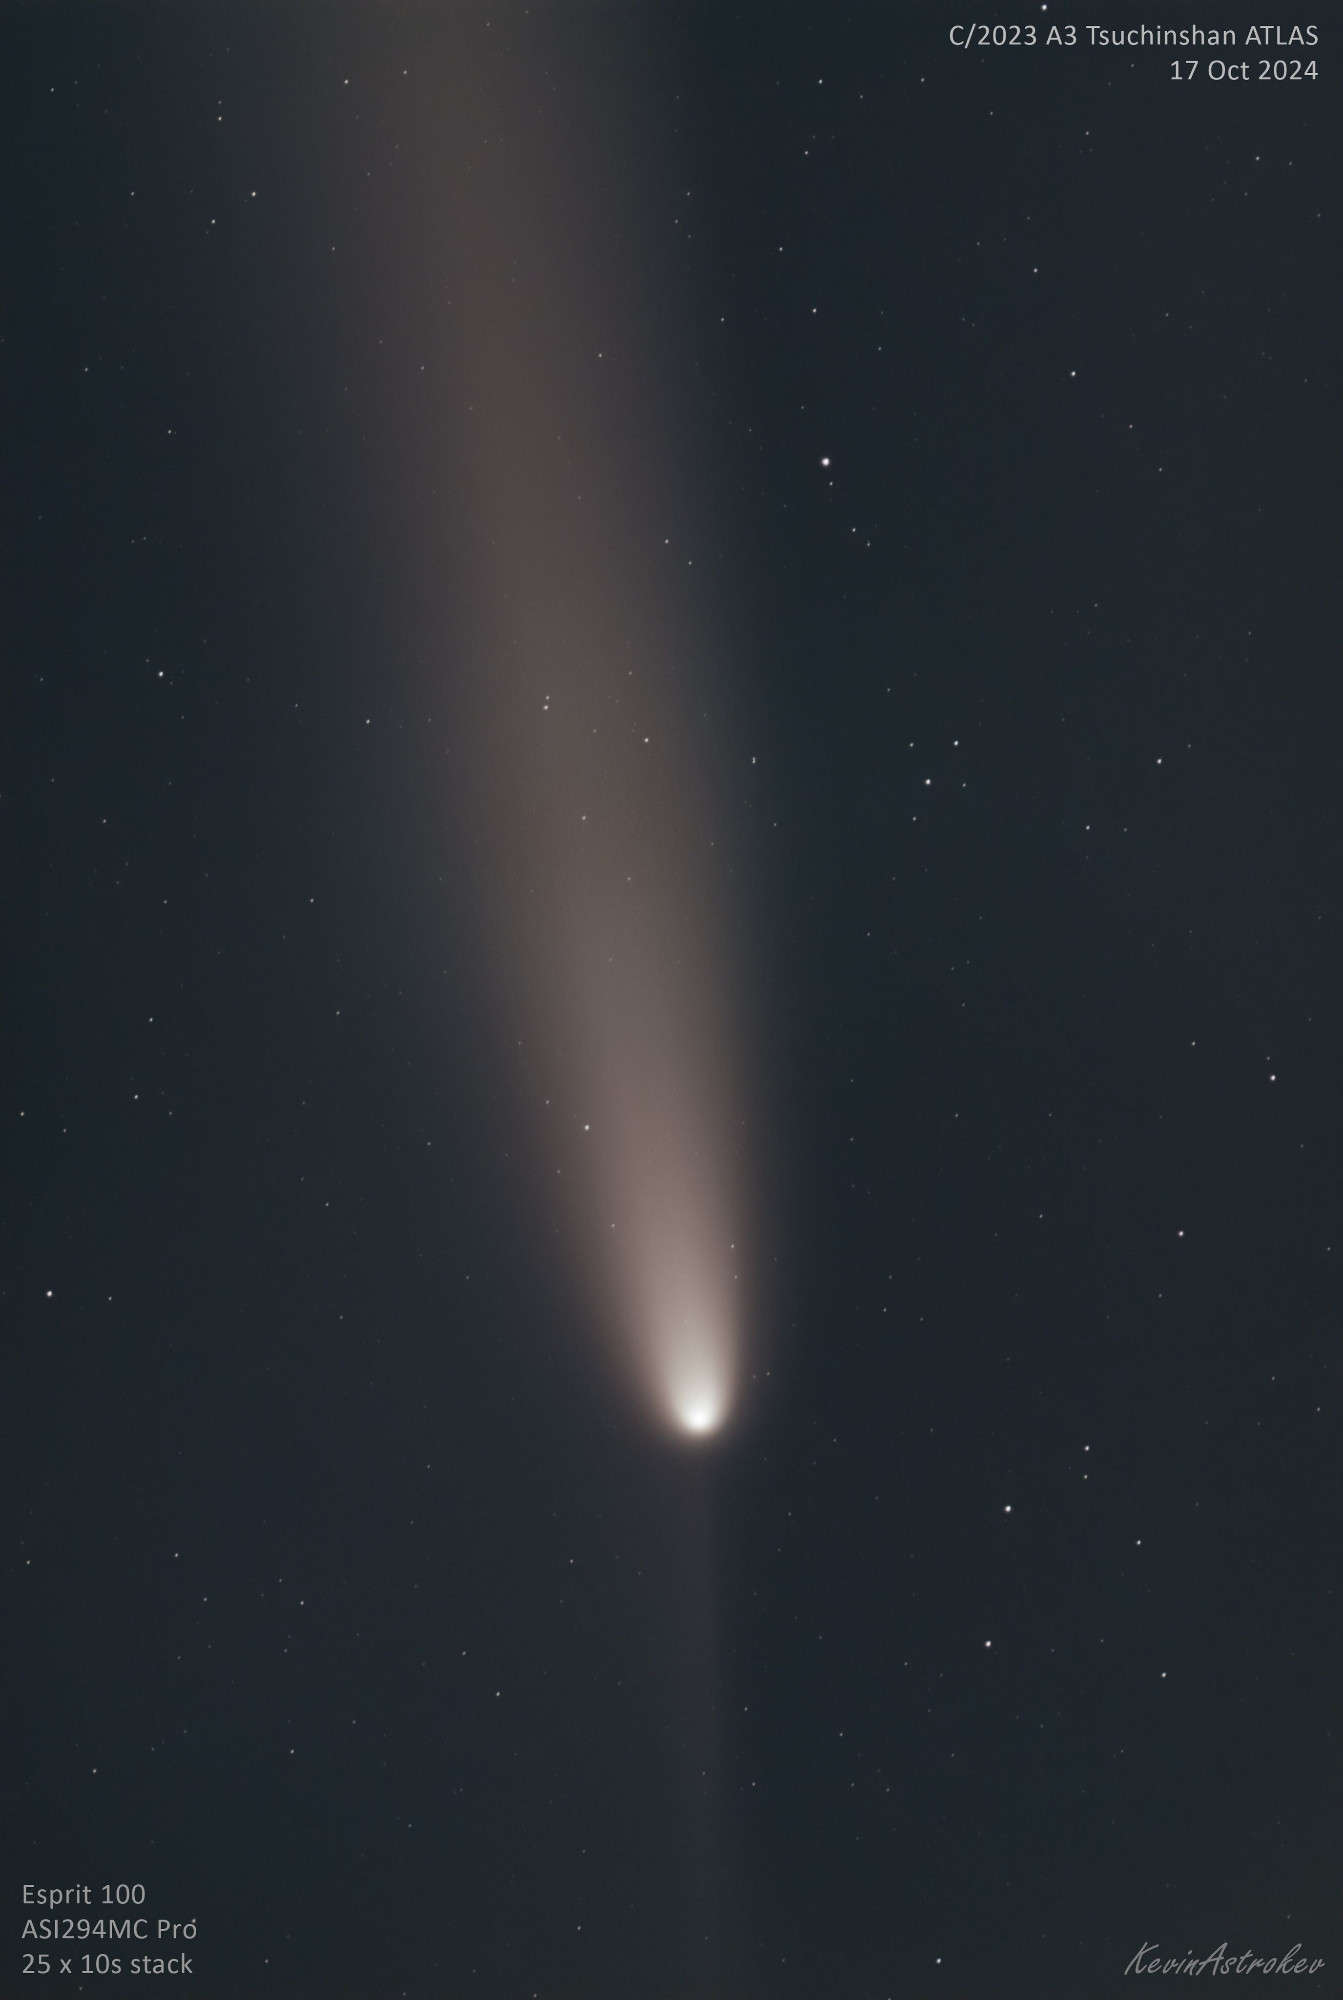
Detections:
[3, 6, 1339, 1998]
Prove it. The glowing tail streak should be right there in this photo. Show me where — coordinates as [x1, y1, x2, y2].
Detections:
[429, 30, 750, 1439]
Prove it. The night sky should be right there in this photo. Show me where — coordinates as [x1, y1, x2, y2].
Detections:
[4, 7, 1340, 1998]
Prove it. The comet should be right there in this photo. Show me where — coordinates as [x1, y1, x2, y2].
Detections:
[410, 17, 755, 1443]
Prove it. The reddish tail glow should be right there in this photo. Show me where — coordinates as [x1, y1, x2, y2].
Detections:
[417, 25, 752, 1439]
